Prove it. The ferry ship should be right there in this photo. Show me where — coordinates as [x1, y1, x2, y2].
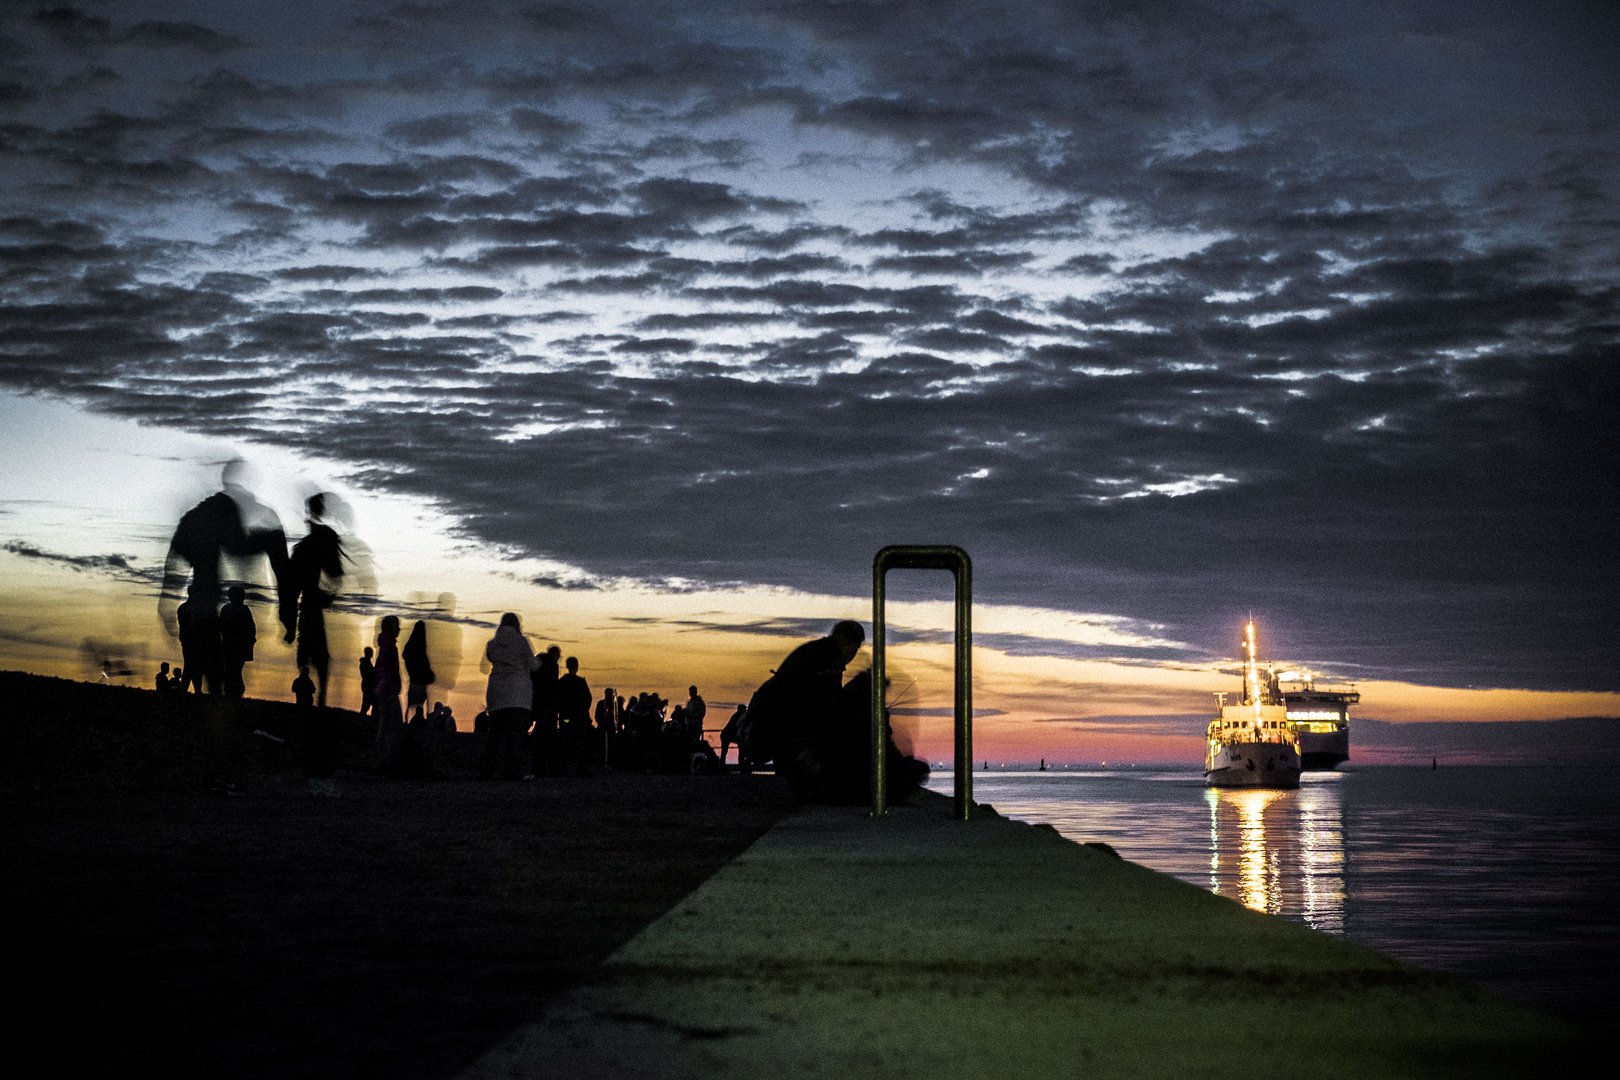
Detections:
[1205, 622, 1300, 789]
[1282, 684, 1358, 770]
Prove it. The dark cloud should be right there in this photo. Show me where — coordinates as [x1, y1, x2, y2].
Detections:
[2, 541, 158, 586]
[0, 0, 1614, 694]
[31, 8, 245, 53]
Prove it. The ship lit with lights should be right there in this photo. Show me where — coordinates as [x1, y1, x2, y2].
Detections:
[1281, 681, 1358, 771]
[1205, 622, 1301, 788]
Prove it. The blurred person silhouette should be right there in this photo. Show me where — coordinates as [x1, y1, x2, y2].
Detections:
[373, 615, 403, 770]
[159, 460, 294, 693]
[806, 669, 927, 805]
[159, 461, 294, 794]
[358, 647, 376, 718]
[481, 613, 535, 781]
[155, 661, 172, 693]
[427, 701, 455, 734]
[218, 585, 256, 698]
[407, 591, 463, 703]
[557, 656, 593, 777]
[403, 620, 435, 723]
[286, 494, 346, 707]
[529, 644, 561, 778]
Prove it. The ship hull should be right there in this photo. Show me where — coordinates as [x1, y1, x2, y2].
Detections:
[1205, 741, 1300, 789]
[1296, 727, 1349, 771]
[1284, 690, 1357, 771]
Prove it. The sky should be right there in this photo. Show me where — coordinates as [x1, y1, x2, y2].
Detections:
[1, 1, 1616, 762]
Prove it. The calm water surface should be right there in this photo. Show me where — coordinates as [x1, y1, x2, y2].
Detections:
[926, 765, 1620, 1026]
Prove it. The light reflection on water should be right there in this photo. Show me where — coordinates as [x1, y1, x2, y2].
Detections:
[926, 766, 1620, 1025]
[1206, 780, 1345, 934]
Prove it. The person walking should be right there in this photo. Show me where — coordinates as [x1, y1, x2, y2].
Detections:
[481, 614, 535, 780]
[287, 495, 345, 707]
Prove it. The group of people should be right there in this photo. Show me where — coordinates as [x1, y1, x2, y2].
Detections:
[480, 612, 717, 780]
[156, 463, 922, 804]
[157, 585, 260, 698]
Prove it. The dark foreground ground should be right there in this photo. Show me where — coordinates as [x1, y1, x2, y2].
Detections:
[1, 672, 796, 1079]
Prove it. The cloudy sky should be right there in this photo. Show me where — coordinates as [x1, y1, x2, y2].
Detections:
[2, 1, 1616, 754]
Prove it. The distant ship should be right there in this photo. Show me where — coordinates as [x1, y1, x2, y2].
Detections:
[1205, 622, 1301, 788]
[1282, 683, 1358, 771]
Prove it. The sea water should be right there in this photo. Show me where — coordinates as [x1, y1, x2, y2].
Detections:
[925, 765, 1620, 1027]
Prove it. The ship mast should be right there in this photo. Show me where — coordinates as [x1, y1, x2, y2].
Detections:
[1241, 620, 1277, 711]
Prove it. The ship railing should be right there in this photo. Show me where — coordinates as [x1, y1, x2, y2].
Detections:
[1210, 723, 1298, 746]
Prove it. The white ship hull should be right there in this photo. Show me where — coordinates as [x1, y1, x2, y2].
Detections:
[1205, 740, 1300, 788]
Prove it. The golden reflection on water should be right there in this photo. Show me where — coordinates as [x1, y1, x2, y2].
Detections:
[1207, 778, 1345, 933]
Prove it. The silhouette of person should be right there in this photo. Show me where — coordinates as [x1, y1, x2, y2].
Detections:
[155, 662, 172, 693]
[685, 686, 707, 739]
[530, 645, 561, 777]
[373, 615, 403, 770]
[175, 585, 203, 693]
[286, 494, 344, 708]
[403, 620, 434, 723]
[595, 687, 617, 762]
[481, 613, 534, 781]
[720, 703, 746, 770]
[292, 665, 336, 796]
[358, 647, 376, 718]
[557, 656, 593, 777]
[292, 665, 315, 715]
[743, 620, 864, 796]
[218, 585, 256, 698]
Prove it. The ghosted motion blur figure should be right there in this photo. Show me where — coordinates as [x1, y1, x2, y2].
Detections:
[286, 494, 345, 707]
[160, 461, 292, 792]
[160, 461, 294, 687]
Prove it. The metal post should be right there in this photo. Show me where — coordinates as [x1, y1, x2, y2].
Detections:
[871, 545, 972, 820]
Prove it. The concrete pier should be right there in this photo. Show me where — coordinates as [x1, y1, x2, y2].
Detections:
[465, 791, 1586, 1080]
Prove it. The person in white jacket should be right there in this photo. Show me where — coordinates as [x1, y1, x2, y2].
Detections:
[481, 613, 536, 780]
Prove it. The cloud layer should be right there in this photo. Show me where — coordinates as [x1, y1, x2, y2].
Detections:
[1, 1, 1616, 690]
